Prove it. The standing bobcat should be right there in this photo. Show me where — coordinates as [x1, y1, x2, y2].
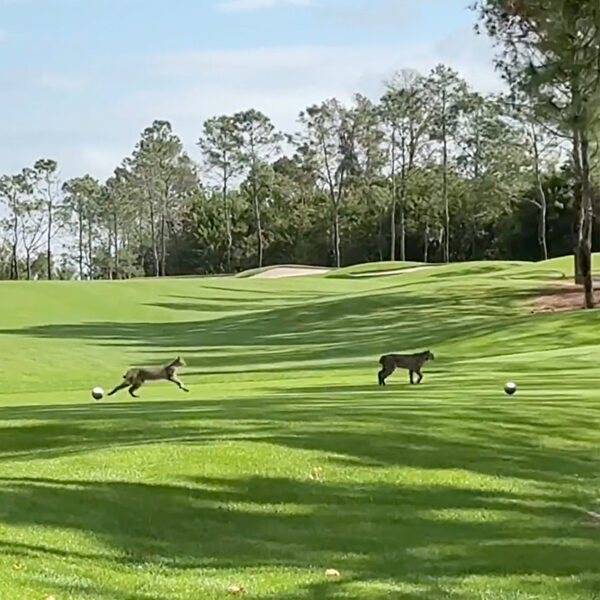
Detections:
[378, 350, 434, 386]
[107, 356, 189, 398]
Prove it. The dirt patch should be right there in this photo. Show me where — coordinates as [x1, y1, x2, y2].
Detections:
[251, 266, 331, 279]
[533, 281, 600, 313]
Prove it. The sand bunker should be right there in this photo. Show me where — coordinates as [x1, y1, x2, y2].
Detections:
[251, 266, 331, 279]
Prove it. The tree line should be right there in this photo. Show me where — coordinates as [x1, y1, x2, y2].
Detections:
[1, 1, 598, 290]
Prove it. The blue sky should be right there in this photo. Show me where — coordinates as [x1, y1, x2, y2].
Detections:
[0, 0, 500, 179]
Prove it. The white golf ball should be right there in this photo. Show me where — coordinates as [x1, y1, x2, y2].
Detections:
[504, 382, 517, 395]
[91, 386, 104, 400]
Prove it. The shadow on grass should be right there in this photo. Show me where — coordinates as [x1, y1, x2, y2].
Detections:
[0, 471, 596, 573]
[0, 470, 598, 593]
[0, 278, 567, 375]
[0, 393, 599, 597]
[0, 393, 598, 484]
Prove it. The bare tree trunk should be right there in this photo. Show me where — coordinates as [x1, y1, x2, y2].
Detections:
[78, 203, 84, 280]
[399, 200, 406, 262]
[225, 194, 232, 271]
[390, 187, 396, 262]
[253, 193, 263, 268]
[539, 201, 548, 261]
[25, 250, 31, 281]
[113, 209, 119, 279]
[442, 92, 450, 264]
[160, 213, 167, 276]
[149, 201, 159, 277]
[46, 200, 52, 280]
[223, 166, 232, 272]
[11, 205, 18, 280]
[579, 132, 595, 308]
[423, 221, 429, 263]
[531, 126, 548, 261]
[333, 203, 341, 268]
[108, 235, 114, 281]
[87, 215, 93, 280]
[443, 138, 450, 263]
[390, 130, 396, 261]
[377, 213, 384, 261]
[160, 184, 169, 277]
[11, 242, 18, 280]
[223, 195, 233, 273]
[137, 211, 146, 275]
[249, 163, 264, 269]
[573, 134, 583, 285]
[399, 135, 407, 262]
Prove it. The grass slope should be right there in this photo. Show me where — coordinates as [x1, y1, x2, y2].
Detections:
[0, 261, 599, 600]
[325, 260, 423, 278]
[541, 252, 600, 277]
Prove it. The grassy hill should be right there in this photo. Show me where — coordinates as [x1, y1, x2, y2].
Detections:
[541, 252, 600, 277]
[0, 260, 599, 599]
[324, 260, 423, 278]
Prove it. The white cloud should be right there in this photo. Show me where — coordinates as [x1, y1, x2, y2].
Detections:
[105, 37, 497, 171]
[0, 30, 501, 180]
[142, 36, 501, 121]
[216, 0, 313, 13]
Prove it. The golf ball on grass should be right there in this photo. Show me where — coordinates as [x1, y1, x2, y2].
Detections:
[504, 382, 517, 395]
[91, 386, 104, 400]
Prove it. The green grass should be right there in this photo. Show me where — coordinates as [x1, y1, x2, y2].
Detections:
[325, 260, 423, 278]
[0, 260, 599, 600]
[541, 252, 600, 277]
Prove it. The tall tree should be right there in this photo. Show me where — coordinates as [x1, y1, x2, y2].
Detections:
[297, 99, 358, 267]
[0, 174, 23, 279]
[126, 120, 199, 276]
[474, 0, 600, 306]
[18, 168, 46, 280]
[62, 175, 102, 280]
[381, 70, 429, 260]
[406, 165, 443, 262]
[235, 110, 282, 268]
[103, 167, 144, 279]
[103, 171, 124, 279]
[33, 159, 60, 280]
[423, 65, 468, 263]
[198, 115, 242, 272]
[504, 95, 561, 260]
[456, 93, 530, 258]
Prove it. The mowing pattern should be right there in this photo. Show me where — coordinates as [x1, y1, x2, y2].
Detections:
[0, 262, 599, 600]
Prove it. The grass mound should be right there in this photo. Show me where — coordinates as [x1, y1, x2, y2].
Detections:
[325, 260, 423, 278]
[0, 260, 599, 599]
[540, 252, 600, 277]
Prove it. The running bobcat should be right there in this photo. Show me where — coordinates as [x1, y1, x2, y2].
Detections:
[378, 350, 434, 386]
[107, 356, 189, 398]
